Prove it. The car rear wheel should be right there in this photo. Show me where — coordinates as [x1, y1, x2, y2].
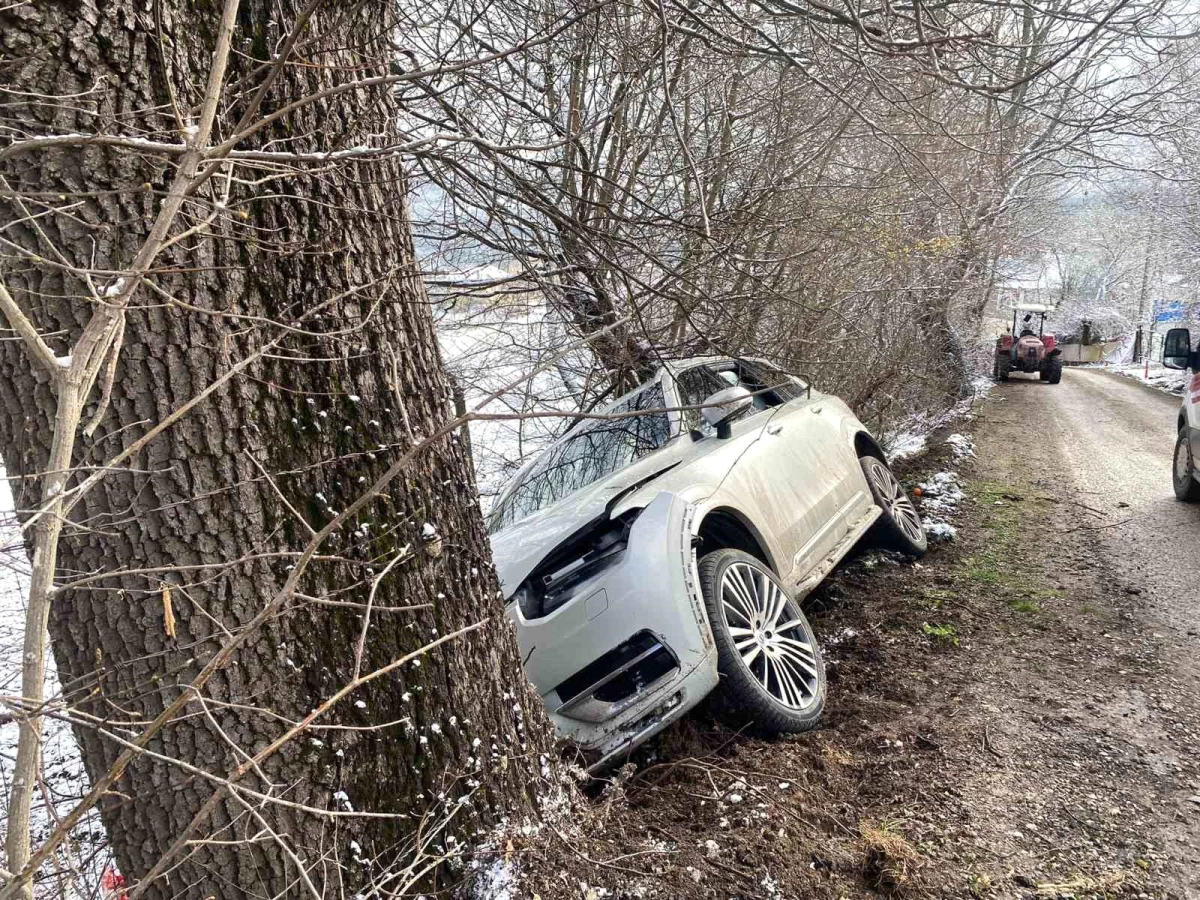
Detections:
[861, 455, 928, 557]
[698, 549, 825, 733]
[1173, 429, 1200, 502]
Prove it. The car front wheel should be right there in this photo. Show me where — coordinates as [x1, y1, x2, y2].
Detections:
[1173, 429, 1200, 502]
[698, 549, 825, 733]
[861, 455, 928, 556]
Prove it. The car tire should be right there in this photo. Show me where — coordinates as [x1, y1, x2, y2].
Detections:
[1173, 429, 1200, 502]
[698, 549, 825, 733]
[1046, 357, 1063, 384]
[860, 455, 928, 557]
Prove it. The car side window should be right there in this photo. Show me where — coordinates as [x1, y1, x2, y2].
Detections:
[739, 360, 806, 404]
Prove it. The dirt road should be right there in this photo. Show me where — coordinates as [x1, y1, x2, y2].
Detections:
[962, 367, 1200, 899]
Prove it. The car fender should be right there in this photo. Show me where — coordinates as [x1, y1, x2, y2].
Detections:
[613, 480, 787, 575]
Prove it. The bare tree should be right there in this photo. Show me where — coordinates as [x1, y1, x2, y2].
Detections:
[0, 1, 552, 897]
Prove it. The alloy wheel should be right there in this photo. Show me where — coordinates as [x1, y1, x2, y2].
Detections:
[864, 457, 924, 544]
[719, 561, 820, 710]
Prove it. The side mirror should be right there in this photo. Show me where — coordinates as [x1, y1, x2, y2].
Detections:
[1164, 327, 1192, 371]
[700, 385, 753, 438]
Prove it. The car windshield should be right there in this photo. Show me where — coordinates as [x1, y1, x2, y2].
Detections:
[488, 384, 671, 532]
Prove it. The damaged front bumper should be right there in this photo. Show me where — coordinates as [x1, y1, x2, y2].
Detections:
[506, 493, 719, 769]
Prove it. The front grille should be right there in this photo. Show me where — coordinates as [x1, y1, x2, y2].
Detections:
[593, 647, 677, 702]
[557, 631, 663, 702]
[554, 630, 679, 723]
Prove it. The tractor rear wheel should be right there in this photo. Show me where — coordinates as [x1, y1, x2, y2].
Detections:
[994, 355, 1010, 382]
[1046, 357, 1063, 384]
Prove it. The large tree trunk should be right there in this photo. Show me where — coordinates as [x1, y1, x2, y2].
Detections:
[0, 2, 550, 897]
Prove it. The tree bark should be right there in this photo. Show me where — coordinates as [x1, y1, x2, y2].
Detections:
[0, 2, 550, 897]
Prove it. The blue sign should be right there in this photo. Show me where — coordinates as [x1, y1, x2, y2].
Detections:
[1154, 300, 1186, 323]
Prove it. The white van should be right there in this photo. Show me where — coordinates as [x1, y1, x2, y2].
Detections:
[1162, 328, 1200, 500]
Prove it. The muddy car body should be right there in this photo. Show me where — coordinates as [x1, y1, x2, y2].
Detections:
[487, 357, 926, 768]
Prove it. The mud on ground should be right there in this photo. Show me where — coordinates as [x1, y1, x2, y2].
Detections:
[495, 385, 1200, 900]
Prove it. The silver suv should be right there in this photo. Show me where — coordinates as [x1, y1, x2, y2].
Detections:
[488, 357, 926, 768]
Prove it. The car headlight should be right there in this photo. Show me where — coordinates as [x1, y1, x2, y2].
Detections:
[514, 508, 642, 620]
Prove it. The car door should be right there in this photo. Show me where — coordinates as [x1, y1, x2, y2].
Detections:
[671, 360, 838, 584]
[736, 359, 860, 578]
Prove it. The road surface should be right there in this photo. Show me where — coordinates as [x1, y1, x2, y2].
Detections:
[985, 366, 1200, 898]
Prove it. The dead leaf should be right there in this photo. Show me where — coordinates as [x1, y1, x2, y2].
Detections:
[162, 582, 176, 639]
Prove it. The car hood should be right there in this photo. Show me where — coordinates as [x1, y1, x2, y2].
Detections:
[488, 455, 681, 598]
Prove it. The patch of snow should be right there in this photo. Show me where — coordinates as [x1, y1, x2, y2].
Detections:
[1102, 361, 1189, 396]
[924, 521, 958, 541]
[945, 433, 975, 458]
[470, 859, 517, 900]
[917, 471, 965, 542]
[885, 430, 926, 462]
[884, 376, 991, 462]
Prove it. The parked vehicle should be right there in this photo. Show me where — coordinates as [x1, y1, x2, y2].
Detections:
[487, 357, 926, 769]
[1162, 328, 1200, 501]
[993, 303, 1063, 383]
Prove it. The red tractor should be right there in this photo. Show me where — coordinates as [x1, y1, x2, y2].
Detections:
[993, 304, 1063, 384]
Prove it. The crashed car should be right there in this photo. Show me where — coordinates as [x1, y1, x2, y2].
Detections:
[488, 357, 925, 769]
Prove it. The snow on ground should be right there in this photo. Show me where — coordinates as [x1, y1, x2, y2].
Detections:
[468, 857, 518, 900]
[884, 376, 992, 463]
[945, 433, 975, 459]
[917, 469, 967, 542]
[1100, 361, 1189, 396]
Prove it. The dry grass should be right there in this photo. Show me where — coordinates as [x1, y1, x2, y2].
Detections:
[856, 818, 921, 893]
[1034, 870, 1129, 898]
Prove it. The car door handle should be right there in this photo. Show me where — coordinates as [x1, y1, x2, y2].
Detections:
[767, 423, 783, 435]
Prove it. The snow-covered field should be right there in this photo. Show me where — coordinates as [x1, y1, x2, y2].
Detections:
[435, 300, 594, 508]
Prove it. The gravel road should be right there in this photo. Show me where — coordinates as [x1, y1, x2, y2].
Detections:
[1042, 369, 1200, 630]
[985, 367, 1200, 898]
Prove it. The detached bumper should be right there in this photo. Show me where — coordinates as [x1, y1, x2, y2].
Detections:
[506, 493, 719, 767]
